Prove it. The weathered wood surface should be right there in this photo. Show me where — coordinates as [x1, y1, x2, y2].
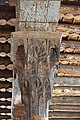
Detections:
[0, 64, 13, 70]
[60, 5, 80, 16]
[0, 19, 16, 26]
[50, 2, 80, 119]
[11, 29, 61, 119]
[58, 68, 80, 77]
[60, 54, 80, 66]
[59, 3, 80, 24]
[60, 14, 80, 24]
[19, 0, 60, 22]
[0, 78, 13, 82]
[0, 52, 11, 57]
[60, 41, 80, 53]
[52, 96, 80, 104]
[49, 112, 80, 118]
[49, 104, 80, 111]
[57, 24, 80, 41]
[18, 0, 61, 31]
[52, 88, 80, 96]
[53, 77, 80, 86]
[0, 38, 10, 43]
[12, 31, 62, 41]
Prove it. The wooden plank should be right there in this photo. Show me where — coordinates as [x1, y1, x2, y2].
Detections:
[0, 52, 11, 57]
[59, 64, 80, 71]
[0, 64, 13, 70]
[60, 5, 80, 16]
[0, 37, 7, 43]
[49, 117, 79, 120]
[49, 111, 80, 118]
[61, 41, 80, 49]
[57, 24, 80, 41]
[60, 54, 80, 66]
[53, 77, 80, 86]
[58, 68, 80, 77]
[0, 77, 13, 82]
[52, 96, 80, 103]
[12, 31, 62, 41]
[60, 41, 80, 53]
[52, 88, 80, 96]
[49, 104, 80, 111]
[0, 19, 16, 26]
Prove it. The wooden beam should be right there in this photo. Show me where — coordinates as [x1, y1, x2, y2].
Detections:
[11, 31, 62, 41]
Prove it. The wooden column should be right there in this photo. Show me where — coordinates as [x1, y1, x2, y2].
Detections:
[11, 31, 62, 120]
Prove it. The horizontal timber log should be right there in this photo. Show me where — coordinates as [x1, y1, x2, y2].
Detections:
[53, 77, 80, 86]
[0, 19, 16, 26]
[58, 68, 80, 77]
[60, 5, 80, 16]
[49, 104, 80, 111]
[52, 96, 80, 103]
[49, 112, 80, 118]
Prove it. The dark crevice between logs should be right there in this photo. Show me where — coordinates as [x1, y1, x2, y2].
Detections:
[61, 0, 80, 6]
[0, 56, 12, 65]
[0, 69, 13, 78]
[0, 4, 16, 20]
[0, 42, 11, 53]
[0, 25, 15, 32]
